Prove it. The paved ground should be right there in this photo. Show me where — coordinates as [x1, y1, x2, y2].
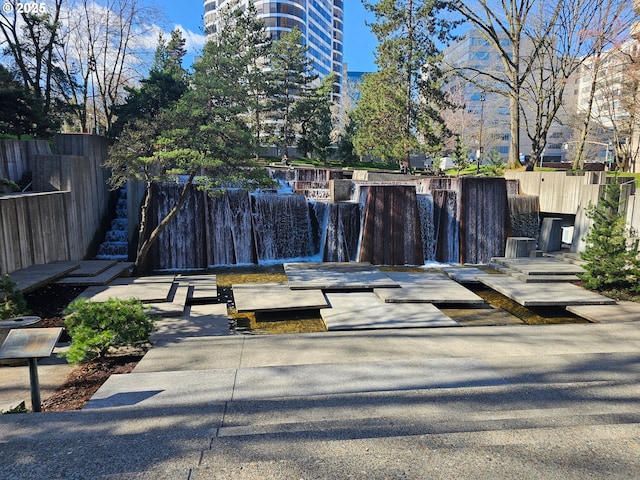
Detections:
[1, 258, 640, 478]
[1, 319, 639, 479]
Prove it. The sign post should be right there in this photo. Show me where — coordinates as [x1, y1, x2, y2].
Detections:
[0, 328, 63, 412]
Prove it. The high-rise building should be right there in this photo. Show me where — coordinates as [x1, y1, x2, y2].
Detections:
[442, 29, 568, 163]
[204, 0, 344, 103]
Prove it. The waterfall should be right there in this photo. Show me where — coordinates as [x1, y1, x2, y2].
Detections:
[323, 202, 361, 262]
[433, 189, 459, 263]
[151, 183, 207, 270]
[147, 175, 511, 269]
[95, 187, 128, 260]
[417, 194, 436, 262]
[206, 189, 255, 265]
[508, 195, 540, 240]
[251, 193, 313, 261]
[309, 201, 328, 257]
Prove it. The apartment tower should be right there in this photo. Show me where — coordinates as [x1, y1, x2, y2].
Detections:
[204, 0, 344, 103]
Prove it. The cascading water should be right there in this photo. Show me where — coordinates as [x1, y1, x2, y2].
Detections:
[147, 174, 511, 269]
[417, 194, 436, 262]
[251, 193, 314, 261]
[206, 189, 255, 265]
[323, 202, 361, 262]
[95, 187, 129, 260]
[432, 189, 459, 263]
[508, 195, 540, 240]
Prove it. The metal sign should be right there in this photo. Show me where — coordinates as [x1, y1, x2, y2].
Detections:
[0, 328, 63, 359]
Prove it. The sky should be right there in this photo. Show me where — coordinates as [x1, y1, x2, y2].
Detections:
[155, 0, 378, 73]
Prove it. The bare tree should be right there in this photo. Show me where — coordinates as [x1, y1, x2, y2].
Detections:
[0, 0, 64, 116]
[591, 37, 640, 171]
[519, 0, 613, 166]
[568, 0, 636, 169]
[53, 0, 157, 133]
[451, 0, 563, 168]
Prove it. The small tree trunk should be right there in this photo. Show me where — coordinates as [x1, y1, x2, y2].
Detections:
[134, 173, 196, 274]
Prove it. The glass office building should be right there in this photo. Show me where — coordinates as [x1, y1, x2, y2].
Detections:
[204, 0, 344, 102]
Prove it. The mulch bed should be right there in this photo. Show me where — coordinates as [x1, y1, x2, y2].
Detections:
[42, 354, 142, 411]
[21, 284, 143, 412]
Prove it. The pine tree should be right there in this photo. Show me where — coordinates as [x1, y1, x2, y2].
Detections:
[267, 27, 317, 158]
[110, 29, 188, 138]
[580, 174, 640, 293]
[294, 74, 335, 161]
[358, 0, 453, 168]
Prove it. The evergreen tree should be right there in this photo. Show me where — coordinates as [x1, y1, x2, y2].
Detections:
[352, 69, 409, 162]
[294, 74, 335, 160]
[110, 30, 188, 138]
[267, 27, 317, 157]
[357, 0, 453, 168]
[234, 3, 272, 157]
[106, 10, 273, 273]
[580, 175, 640, 293]
[452, 134, 468, 177]
[0, 64, 56, 138]
[484, 148, 505, 177]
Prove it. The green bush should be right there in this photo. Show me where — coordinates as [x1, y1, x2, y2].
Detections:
[62, 298, 154, 364]
[0, 274, 28, 320]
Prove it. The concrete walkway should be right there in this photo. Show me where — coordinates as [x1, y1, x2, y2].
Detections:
[1, 319, 639, 479]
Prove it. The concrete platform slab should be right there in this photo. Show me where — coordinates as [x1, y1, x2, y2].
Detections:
[285, 262, 399, 290]
[145, 284, 189, 317]
[488, 262, 580, 283]
[233, 283, 328, 312]
[9, 262, 80, 293]
[321, 292, 456, 330]
[85, 281, 174, 303]
[110, 275, 177, 285]
[56, 262, 133, 286]
[478, 275, 616, 307]
[177, 274, 217, 301]
[375, 272, 485, 305]
[231, 358, 507, 401]
[65, 260, 117, 277]
[90, 357, 505, 410]
[133, 336, 246, 373]
[491, 256, 585, 276]
[567, 301, 640, 323]
[441, 267, 491, 284]
[152, 304, 229, 342]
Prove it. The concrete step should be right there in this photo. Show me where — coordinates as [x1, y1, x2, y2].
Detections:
[55, 262, 133, 286]
[65, 260, 117, 277]
[192, 383, 640, 479]
[546, 251, 588, 267]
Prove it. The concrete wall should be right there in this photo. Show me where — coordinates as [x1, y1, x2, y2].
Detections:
[0, 192, 73, 273]
[0, 139, 51, 182]
[0, 135, 112, 274]
[504, 171, 606, 215]
[506, 171, 640, 253]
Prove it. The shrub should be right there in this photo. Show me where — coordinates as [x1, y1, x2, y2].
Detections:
[580, 174, 640, 293]
[0, 274, 28, 320]
[62, 298, 154, 364]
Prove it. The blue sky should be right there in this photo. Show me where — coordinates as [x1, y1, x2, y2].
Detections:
[155, 1, 378, 72]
